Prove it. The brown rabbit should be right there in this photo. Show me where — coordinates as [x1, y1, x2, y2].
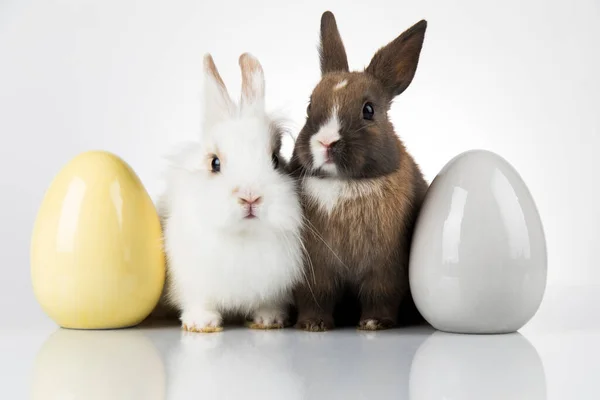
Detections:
[288, 11, 429, 331]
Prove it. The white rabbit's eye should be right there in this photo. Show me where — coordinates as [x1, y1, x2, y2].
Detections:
[363, 102, 374, 120]
[272, 153, 279, 169]
[211, 156, 221, 173]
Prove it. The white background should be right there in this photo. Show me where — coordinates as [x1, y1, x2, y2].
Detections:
[0, 0, 599, 329]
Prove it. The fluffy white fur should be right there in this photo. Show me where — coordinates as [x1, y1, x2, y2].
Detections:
[159, 54, 304, 332]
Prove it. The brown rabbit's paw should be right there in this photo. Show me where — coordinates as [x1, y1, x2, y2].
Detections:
[246, 316, 286, 330]
[247, 307, 288, 330]
[296, 318, 333, 332]
[246, 321, 285, 330]
[358, 318, 395, 331]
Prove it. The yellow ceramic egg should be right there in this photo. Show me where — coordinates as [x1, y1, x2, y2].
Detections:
[31, 151, 165, 329]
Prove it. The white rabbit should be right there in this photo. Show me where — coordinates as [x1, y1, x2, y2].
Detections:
[159, 53, 304, 333]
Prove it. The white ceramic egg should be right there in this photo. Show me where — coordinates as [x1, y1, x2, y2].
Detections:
[409, 150, 547, 334]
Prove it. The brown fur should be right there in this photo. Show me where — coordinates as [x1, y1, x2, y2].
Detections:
[319, 11, 349, 74]
[366, 20, 427, 96]
[288, 12, 429, 331]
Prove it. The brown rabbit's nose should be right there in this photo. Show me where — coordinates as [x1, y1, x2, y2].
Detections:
[318, 139, 339, 149]
[318, 139, 338, 161]
[238, 195, 262, 206]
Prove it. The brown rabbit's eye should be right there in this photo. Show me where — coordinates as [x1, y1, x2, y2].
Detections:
[211, 156, 221, 173]
[363, 102, 375, 120]
[306, 103, 312, 115]
[272, 153, 279, 169]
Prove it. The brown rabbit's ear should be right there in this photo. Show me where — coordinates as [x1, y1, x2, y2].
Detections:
[319, 11, 349, 75]
[365, 20, 427, 97]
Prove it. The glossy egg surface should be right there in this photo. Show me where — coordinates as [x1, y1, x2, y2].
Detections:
[31, 151, 165, 329]
[409, 150, 547, 333]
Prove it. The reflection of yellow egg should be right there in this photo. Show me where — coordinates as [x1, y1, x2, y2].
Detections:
[31, 151, 165, 329]
[31, 329, 165, 400]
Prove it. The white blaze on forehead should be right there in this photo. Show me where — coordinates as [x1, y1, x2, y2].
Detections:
[333, 79, 348, 91]
[310, 105, 341, 172]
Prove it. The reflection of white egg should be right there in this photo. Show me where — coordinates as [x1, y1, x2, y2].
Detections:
[409, 150, 547, 333]
[30, 151, 165, 329]
[31, 329, 165, 400]
[409, 332, 546, 399]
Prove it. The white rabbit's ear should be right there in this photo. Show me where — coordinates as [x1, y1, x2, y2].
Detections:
[239, 53, 265, 114]
[203, 54, 235, 128]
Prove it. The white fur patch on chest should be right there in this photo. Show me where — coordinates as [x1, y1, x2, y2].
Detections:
[303, 177, 382, 215]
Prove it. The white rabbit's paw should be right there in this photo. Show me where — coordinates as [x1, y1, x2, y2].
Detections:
[248, 307, 288, 330]
[181, 309, 223, 333]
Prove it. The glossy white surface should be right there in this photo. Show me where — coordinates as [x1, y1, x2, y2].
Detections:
[2, 303, 600, 400]
[410, 150, 547, 333]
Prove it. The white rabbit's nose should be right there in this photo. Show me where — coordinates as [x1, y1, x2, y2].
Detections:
[238, 194, 262, 206]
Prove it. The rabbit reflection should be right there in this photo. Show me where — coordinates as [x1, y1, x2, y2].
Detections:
[167, 329, 305, 399]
